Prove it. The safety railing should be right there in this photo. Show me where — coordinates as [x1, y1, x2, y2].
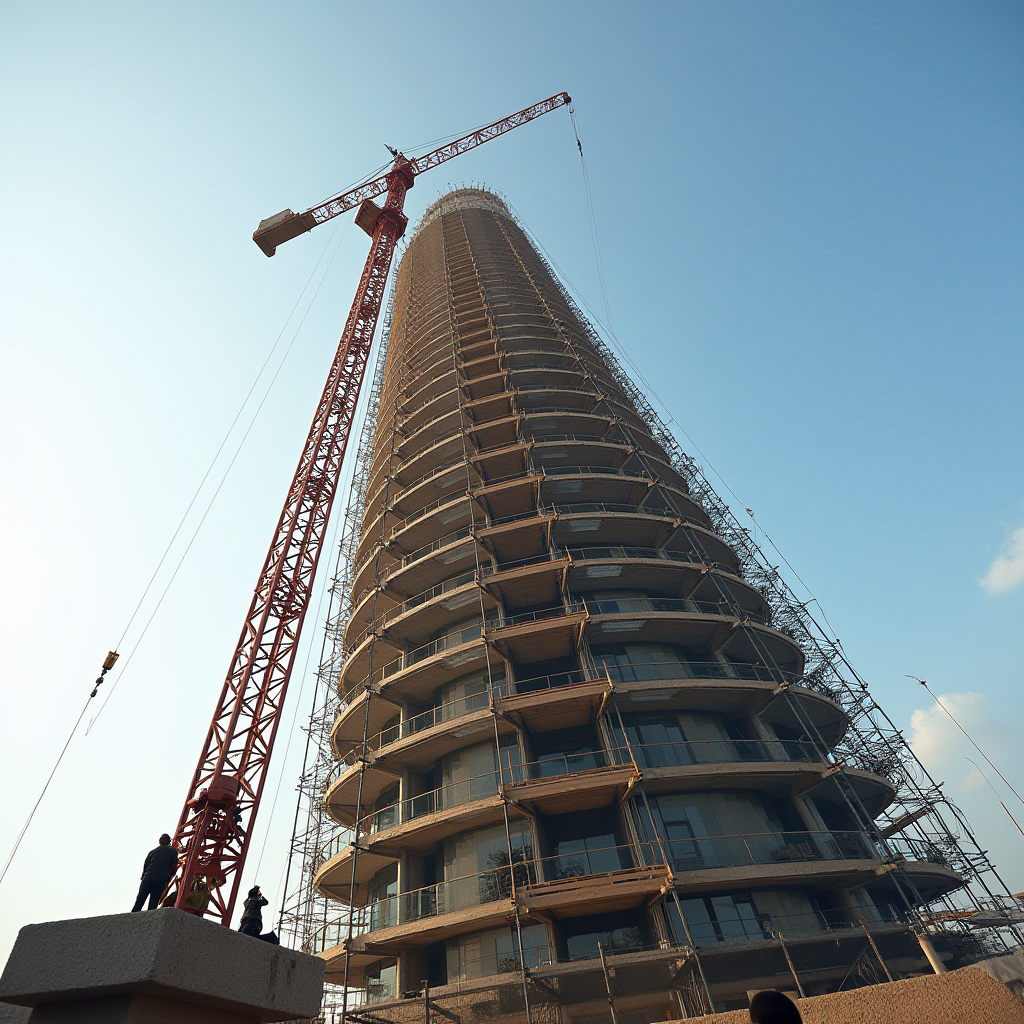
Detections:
[398, 384, 460, 428]
[620, 738, 822, 769]
[490, 601, 585, 629]
[567, 544, 700, 565]
[303, 908, 371, 955]
[387, 493, 470, 537]
[484, 505, 556, 528]
[677, 905, 907, 948]
[544, 464, 653, 480]
[346, 571, 478, 651]
[360, 842, 665, 933]
[496, 667, 606, 697]
[402, 526, 474, 568]
[598, 659, 800, 686]
[478, 546, 566, 577]
[367, 602, 584, 686]
[349, 668, 608, 757]
[531, 433, 613, 445]
[516, 383, 602, 396]
[315, 828, 355, 869]
[887, 836, 953, 867]
[351, 748, 634, 839]
[584, 595, 769, 626]
[664, 830, 881, 873]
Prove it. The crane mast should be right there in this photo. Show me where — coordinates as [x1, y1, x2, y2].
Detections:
[169, 92, 570, 925]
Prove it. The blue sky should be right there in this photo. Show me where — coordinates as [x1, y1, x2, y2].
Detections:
[1, 2, 1022, 958]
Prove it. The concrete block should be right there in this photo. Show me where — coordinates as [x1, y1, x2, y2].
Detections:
[0, 910, 324, 1023]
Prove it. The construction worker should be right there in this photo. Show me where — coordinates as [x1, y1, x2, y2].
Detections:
[183, 875, 213, 914]
[131, 834, 179, 912]
[238, 885, 268, 937]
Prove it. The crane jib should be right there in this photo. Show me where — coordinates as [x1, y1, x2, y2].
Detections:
[252, 91, 570, 257]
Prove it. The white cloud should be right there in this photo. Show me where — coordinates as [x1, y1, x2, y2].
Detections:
[907, 690, 1024, 892]
[909, 691, 991, 787]
[980, 524, 1024, 594]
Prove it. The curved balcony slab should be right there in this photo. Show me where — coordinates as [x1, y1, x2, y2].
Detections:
[476, 510, 555, 563]
[638, 761, 895, 815]
[567, 553, 731, 600]
[324, 760, 402, 826]
[517, 386, 604, 415]
[585, 609, 804, 674]
[673, 857, 886, 894]
[313, 845, 394, 905]
[371, 534, 480, 605]
[481, 553, 569, 609]
[503, 763, 639, 816]
[520, 863, 672, 919]
[469, 440, 531, 482]
[349, 898, 515, 952]
[331, 689, 404, 755]
[363, 707, 504, 773]
[541, 471, 655, 509]
[343, 583, 496, 683]
[465, 412, 522, 452]
[721, 622, 805, 675]
[902, 859, 965, 900]
[362, 460, 469, 536]
[532, 438, 633, 473]
[486, 607, 587, 665]
[497, 675, 612, 732]
[472, 472, 543, 520]
[610, 676, 848, 745]
[461, 369, 510, 403]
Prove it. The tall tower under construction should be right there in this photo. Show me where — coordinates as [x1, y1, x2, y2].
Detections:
[293, 189, 1020, 1019]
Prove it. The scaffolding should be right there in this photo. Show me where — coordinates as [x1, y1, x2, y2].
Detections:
[280, 190, 1022, 1024]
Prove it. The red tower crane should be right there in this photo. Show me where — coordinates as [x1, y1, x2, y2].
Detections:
[169, 92, 571, 926]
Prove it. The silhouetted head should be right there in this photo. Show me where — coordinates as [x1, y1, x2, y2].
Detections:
[249, 886, 261, 898]
[159, 834, 172, 846]
[749, 990, 801, 1024]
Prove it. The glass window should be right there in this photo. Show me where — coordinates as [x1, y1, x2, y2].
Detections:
[550, 833, 623, 877]
[447, 924, 550, 981]
[365, 959, 397, 1003]
[670, 894, 765, 946]
[562, 910, 651, 960]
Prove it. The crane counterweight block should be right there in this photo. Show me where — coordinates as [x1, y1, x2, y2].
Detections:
[253, 208, 318, 257]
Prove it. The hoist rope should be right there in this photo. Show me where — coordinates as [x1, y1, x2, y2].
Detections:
[88, 214, 351, 729]
[569, 106, 614, 331]
[0, 217, 349, 891]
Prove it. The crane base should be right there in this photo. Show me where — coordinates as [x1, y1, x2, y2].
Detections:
[0, 910, 323, 1023]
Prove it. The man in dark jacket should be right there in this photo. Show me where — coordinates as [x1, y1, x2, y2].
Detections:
[131, 834, 178, 912]
[238, 885, 268, 936]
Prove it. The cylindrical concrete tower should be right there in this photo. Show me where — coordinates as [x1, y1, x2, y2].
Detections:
[309, 190, 963, 1018]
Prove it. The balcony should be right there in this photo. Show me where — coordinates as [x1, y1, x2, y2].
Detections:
[665, 829, 888, 892]
[585, 594, 768, 625]
[584, 595, 803, 673]
[323, 747, 637, 844]
[350, 843, 669, 948]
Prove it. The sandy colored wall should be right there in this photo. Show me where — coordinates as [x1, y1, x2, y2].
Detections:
[675, 966, 1024, 1024]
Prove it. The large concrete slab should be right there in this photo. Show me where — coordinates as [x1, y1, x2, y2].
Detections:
[671, 963, 1024, 1024]
[0, 910, 324, 1023]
